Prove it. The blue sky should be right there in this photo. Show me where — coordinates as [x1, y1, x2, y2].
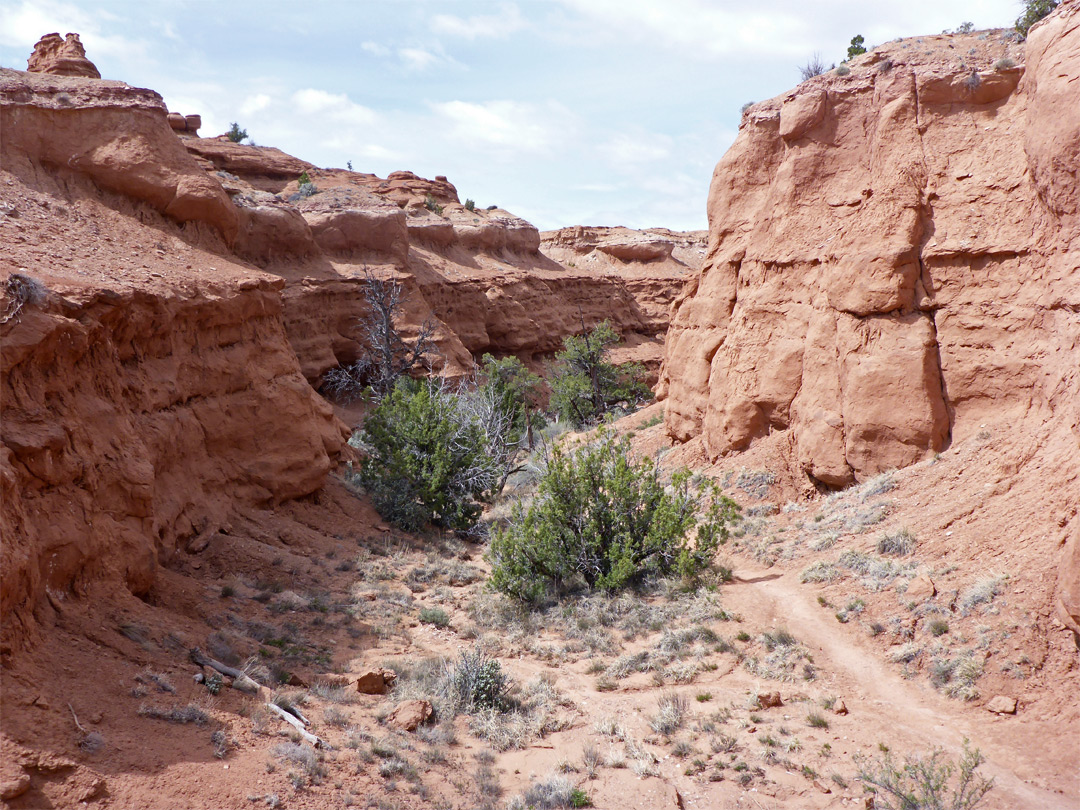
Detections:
[1, 0, 1022, 230]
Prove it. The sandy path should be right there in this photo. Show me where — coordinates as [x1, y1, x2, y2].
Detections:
[720, 565, 1076, 810]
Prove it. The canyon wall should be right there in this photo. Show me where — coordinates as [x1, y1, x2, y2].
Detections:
[661, 8, 1079, 488]
[0, 54, 698, 649]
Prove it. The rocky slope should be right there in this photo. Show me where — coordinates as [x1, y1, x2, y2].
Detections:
[659, 6, 1080, 632]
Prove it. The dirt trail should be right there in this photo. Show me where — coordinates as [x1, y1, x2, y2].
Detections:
[721, 565, 1075, 810]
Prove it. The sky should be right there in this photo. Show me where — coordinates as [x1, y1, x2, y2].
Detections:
[0, 0, 1023, 231]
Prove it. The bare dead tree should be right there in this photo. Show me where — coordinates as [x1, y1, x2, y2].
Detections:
[361, 271, 438, 396]
[799, 52, 828, 82]
[321, 271, 439, 401]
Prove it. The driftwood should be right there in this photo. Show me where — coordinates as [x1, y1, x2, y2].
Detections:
[68, 703, 87, 734]
[189, 648, 263, 695]
[189, 647, 325, 746]
[267, 703, 325, 748]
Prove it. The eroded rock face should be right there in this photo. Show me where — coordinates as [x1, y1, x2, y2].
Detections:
[661, 14, 1080, 486]
[0, 278, 347, 647]
[26, 33, 100, 79]
[0, 68, 237, 242]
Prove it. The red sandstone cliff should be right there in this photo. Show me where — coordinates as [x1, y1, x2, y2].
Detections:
[660, 5, 1080, 631]
[0, 56, 698, 651]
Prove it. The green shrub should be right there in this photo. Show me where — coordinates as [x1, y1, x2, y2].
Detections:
[488, 430, 739, 601]
[226, 122, 248, 143]
[419, 607, 450, 627]
[856, 739, 993, 810]
[354, 379, 491, 533]
[465, 198, 476, 211]
[1016, 0, 1058, 36]
[424, 193, 444, 215]
[548, 321, 652, 428]
[448, 648, 512, 712]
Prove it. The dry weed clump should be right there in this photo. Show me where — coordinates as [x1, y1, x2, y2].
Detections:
[650, 691, 688, 735]
[958, 575, 1005, 615]
[137, 703, 210, 725]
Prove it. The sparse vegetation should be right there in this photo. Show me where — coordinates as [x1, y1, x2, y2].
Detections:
[650, 692, 687, 735]
[447, 648, 513, 713]
[419, 606, 451, 627]
[856, 739, 994, 810]
[2, 273, 48, 324]
[424, 193, 444, 215]
[878, 528, 917, 557]
[138, 703, 209, 725]
[509, 775, 590, 809]
[488, 430, 739, 601]
[465, 198, 476, 211]
[807, 711, 829, 729]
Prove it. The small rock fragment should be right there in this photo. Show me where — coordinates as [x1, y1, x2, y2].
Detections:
[1, 772, 31, 801]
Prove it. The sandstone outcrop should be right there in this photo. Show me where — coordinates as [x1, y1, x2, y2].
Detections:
[26, 33, 100, 79]
[660, 13, 1079, 490]
[0, 68, 237, 242]
[167, 111, 201, 135]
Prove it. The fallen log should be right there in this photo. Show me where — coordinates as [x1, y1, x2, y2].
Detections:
[267, 703, 325, 748]
[188, 648, 263, 695]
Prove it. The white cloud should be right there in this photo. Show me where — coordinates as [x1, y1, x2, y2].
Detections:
[398, 47, 438, 71]
[239, 93, 272, 116]
[430, 4, 526, 40]
[0, 0, 146, 61]
[554, 0, 1019, 59]
[290, 88, 379, 126]
[360, 41, 390, 57]
[431, 99, 574, 154]
[602, 132, 673, 165]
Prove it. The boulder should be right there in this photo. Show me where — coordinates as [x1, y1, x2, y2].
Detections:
[355, 668, 397, 695]
[906, 574, 936, 602]
[986, 695, 1018, 715]
[386, 700, 432, 731]
[757, 691, 783, 709]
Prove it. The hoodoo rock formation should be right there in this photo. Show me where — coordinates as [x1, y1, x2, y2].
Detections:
[26, 33, 101, 80]
[660, 9, 1079, 488]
